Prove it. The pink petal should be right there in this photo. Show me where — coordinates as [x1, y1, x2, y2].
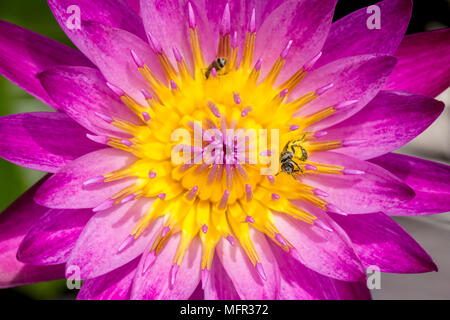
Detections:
[0, 177, 65, 288]
[77, 257, 139, 300]
[0, 112, 100, 173]
[39, 66, 140, 137]
[274, 208, 365, 282]
[124, 0, 140, 14]
[52, 21, 164, 104]
[384, 28, 450, 97]
[34, 148, 136, 209]
[332, 212, 437, 273]
[141, 0, 215, 67]
[130, 234, 202, 300]
[317, 0, 412, 68]
[188, 283, 205, 300]
[47, 0, 146, 40]
[293, 55, 397, 131]
[0, 20, 92, 110]
[370, 153, 450, 216]
[17, 208, 94, 265]
[255, 0, 337, 82]
[200, 0, 286, 56]
[203, 256, 240, 300]
[272, 243, 371, 300]
[322, 90, 445, 160]
[302, 152, 415, 214]
[67, 199, 159, 279]
[216, 228, 280, 299]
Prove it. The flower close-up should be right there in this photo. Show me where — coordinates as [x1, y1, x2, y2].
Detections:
[0, 0, 449, 300]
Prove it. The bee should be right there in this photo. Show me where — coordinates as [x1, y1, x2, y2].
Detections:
[205, 57, 227, 79]
[277, 137, 308, 176]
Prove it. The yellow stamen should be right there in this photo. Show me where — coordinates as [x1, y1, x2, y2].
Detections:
[97, 15, 351, 271]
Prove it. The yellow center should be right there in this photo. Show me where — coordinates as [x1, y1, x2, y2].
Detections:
[95, 13, 354, 283]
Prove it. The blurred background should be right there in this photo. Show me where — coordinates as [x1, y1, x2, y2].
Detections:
[0, 0, 449, 300]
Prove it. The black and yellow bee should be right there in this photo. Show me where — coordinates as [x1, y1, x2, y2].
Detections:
[205, 58, 227, 79]
[278, 137, 308, 176]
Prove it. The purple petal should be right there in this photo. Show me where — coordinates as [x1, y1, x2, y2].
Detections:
[384, 28, 450, 97]
[302, 152, 415, 214]
[274, 209, 365, 282]
[255, 0, 337, 82]
[0, 112, 100, 173]
[67, 199, 159, 279]
[52, 21, 164, 104]
[47, 0, 146, 40]
[189, 283, 205, 300]
[0, 177, 65, 288]
[130, 235, 202, 300]
[200, 0, 286, 56]
[141, 0, 215, 66]
[17, 208, 94, 265]
[272, 244, 371, 299]
[293, 55, 397, 131]
[39, 66, 140, 137]
[216, 228, 280, 299]
[332, 212, 437, 273]
[34, 148, 137, 209]
[322, 90, 445, 160]
[77, 257, 139, 300]
[203, 256, 240, 300]
[317, 0, 412, 68]
[370, 153, 450, 215]
[0, 20, 92, 110]
[124, 0, 140, 14]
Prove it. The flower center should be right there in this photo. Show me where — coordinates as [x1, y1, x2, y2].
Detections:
[85, 3, 364, 285]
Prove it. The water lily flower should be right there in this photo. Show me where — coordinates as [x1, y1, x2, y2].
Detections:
[0, 0, 449, 300]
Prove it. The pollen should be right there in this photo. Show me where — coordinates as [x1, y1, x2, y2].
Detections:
[87, 3, 362, 284]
